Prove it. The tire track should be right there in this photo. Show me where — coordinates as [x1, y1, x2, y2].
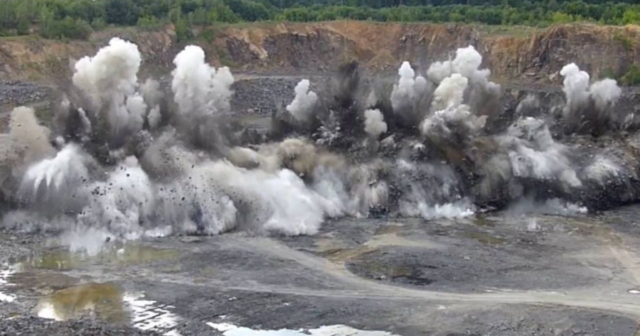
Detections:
[229, 236, 640, 317]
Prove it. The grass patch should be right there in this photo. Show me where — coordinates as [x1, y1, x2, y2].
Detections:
[614, 32, 634, 51]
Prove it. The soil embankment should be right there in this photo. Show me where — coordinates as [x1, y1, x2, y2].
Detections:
[0, 22, 639, 84]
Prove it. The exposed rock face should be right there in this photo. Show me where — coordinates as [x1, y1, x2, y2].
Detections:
[0, 22, 638, 83]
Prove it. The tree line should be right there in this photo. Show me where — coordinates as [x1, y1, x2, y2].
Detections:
[1, 0, 640, 41]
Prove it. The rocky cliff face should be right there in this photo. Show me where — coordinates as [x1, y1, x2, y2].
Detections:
[0, 22, 638, 84]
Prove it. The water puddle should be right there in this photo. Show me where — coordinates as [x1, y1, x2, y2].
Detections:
[0, 266, 16, 302]
[123, 293, 181, 332]
[36, 283, 125, 322]
[208, 322, 400, 336]
[35, 282, 181, 335]
[0, 242, 182, 334]
[18, 242, 179, 271]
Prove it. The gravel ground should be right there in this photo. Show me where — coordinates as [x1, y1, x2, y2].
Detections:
[230, 76, 332, 116]
[0, 81, 51, 107]
[0, 316, 160, 336]
[2, 77, 640, 335]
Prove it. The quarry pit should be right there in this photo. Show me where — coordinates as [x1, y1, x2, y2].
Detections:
[1, 22, 640, 336]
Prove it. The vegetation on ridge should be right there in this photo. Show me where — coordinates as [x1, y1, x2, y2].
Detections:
[1, 0, 640, 41]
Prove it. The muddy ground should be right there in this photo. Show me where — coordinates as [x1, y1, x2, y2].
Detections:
[2, 208, 640, 335]
[2, 77, 640, 335]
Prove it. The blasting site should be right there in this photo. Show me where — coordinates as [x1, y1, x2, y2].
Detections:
[2, 19, 640, 336]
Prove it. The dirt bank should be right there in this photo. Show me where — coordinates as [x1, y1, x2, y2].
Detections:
[0, 22, 638, 84]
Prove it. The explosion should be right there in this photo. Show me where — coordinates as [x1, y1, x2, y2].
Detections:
[1, 38, 637, 251]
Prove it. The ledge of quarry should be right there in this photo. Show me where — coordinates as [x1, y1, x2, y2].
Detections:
[0, 22, 639, 85]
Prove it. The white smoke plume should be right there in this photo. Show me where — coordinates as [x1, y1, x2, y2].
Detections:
[427, 46, 495, 88]
[210, 66, 235, 113]
[172, 45, 234, 116]
[5, 39, 640, 255]
[560, 63, 623, 134]
[590, 78, 622, 111]
[80, 157, 154, 236]
[286, 79, 318, 123]
[427, 46, 501, 120]
[430, 73, 468, 111]
[583, 156, 616, 181]
[154, 166, 237, 235]
[172, 45, 212, 114]
[363, 109, 387, 139]
[211, 162, 342, 235]
[140, 78, 162, 108]
[421, 74, 485, 138]
[18, 144, 89, 212]
[73, 38, 141, 107]
[390, 62, 428, 121]
[69, 37, 160, 147]
[140, 78, 162, 128]
[560, 63, 591, 113]
[8, 107, 54, 167]
[504, 117, 581, 189]
[1, 107, 55, 205]
[426, 58, 453, 84]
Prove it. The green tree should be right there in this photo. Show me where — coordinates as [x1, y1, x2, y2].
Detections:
[622, 8, 640, 24]
[105, 0, 139, 25]
[551, 11, 573, 23]
[17, 17, 29, 35]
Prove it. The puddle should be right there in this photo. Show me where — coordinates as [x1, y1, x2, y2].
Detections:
[460, 231, 506, 245]
[36, 282, 181, 334]
[36, 283, 126, 322]
[18, 242, 179, 271]
[0, 266, 16, 302]
[124, 293, 180, 332]
[208, 322, 400, 336]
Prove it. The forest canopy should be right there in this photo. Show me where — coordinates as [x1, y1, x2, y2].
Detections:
[1, 0, 640, 40]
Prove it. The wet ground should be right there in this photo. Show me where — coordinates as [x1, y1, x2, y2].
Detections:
[2, 206, 640, 335]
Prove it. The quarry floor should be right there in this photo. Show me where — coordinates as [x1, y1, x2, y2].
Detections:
[3, 208, 640, 335]
[2, 77, 640, 335]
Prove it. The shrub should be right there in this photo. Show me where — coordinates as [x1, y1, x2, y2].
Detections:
[620, 65, 640, 86]
[174, 19, 193, 43]
[91, 17, 107, 30]
[17, 17, 29, 35]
